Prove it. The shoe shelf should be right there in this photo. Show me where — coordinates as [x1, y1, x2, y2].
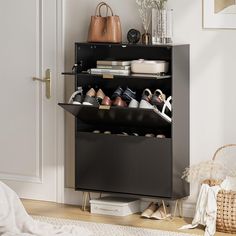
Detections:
[62, 72, 171, 80]
[59, 103, 171, 128]
[63, 73, 171, 92]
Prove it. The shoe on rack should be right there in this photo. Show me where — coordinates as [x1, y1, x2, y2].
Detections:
[68, 87, 83, 105]
[129, 99, 139, 108]
[156, 134, 166, 138]
[145, 133, 155, 138]
[141, 88, 152, 102]
[93, 130, 100, 134]
[141, 202, 159, 219]
[160, 96, 172, 122]
[83, 88, 99, 107]
[150, 204, 171, 220]
[101, 96, 112, 106]
[122, 87, 136, 102]
[117, 132, 129, 136]
[139, 100, 154, 109]
[104, 131, 111, 135]
[113, 97, 127, 107]
[86, 88, 96, 97]
[96, 89, 105, 104]
[111, 86, 124, 100]
[151, 89, 166, 111]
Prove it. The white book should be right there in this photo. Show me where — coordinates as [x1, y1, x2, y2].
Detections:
[89, 68, 130, 76]
[97, 65, 131, 70]
[97, 60, 131, 66]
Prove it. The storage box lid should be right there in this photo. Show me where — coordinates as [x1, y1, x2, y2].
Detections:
[90, 196, 140, 206]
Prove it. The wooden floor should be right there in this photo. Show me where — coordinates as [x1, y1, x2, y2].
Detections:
[22, 199, 231, 236]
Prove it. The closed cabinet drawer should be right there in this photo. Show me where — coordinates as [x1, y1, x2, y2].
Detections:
[75, 132, 172, 198]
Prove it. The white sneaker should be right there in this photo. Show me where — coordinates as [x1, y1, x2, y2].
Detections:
[129, 99, 139, 108]
[139, 100, 154, 109]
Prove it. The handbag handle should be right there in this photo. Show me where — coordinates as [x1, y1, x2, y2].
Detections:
[95, 2, 114, 16]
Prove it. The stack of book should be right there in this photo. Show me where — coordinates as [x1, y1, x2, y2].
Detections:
[89, 60, 131, 76]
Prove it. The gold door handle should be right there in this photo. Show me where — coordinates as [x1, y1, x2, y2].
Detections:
[33, 69, 51, 99]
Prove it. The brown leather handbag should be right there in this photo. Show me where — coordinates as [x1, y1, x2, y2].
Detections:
[88, 2, 122, 43]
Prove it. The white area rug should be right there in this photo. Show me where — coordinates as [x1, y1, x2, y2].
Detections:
[33, 216, 198, 236]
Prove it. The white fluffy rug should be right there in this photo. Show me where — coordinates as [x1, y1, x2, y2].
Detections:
[33, 216, 198, 236]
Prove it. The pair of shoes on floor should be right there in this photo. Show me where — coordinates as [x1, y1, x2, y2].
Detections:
[141, 202, 171, 220]
[68, 87, 105, 107]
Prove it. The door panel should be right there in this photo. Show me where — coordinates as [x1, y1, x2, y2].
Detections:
[0, 0, 60, 201]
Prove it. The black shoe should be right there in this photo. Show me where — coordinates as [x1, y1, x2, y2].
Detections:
[122, 87, 136, 102]
[111, 86, 124, 100]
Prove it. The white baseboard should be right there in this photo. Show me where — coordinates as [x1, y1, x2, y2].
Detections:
[64, 188, 196, 218]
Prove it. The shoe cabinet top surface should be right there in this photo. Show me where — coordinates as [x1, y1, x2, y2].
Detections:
[75, 42, 189, 47]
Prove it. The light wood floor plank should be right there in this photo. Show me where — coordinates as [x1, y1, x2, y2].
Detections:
[22, 199, 232, 236]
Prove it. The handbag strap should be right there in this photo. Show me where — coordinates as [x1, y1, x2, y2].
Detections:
[95, 2, 114, 16]
[95, 2, 106, 15]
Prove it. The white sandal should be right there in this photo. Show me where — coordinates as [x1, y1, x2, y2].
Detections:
[160, 96, 172, 122]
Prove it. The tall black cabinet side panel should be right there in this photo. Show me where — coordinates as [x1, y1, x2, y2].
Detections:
[75, 133, 172, 198]
[172, 45, 190, 198]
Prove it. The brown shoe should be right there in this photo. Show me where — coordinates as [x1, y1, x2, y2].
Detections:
[96, 89, 105, 104]
[141, 202, 159, 219]
[101, 96, 112, 106]
[113, 97, 127, 107]
[86, 88, 96, 97]
[83, 88, 99, 107]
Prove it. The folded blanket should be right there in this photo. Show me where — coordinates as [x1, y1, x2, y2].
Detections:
[180, 184, 221, 236]
[0, 181, 92, 236]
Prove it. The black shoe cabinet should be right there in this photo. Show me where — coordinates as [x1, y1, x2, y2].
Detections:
[59, 43, 190, 200]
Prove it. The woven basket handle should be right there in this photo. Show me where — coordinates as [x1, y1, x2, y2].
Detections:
[212, 144, 236, 161]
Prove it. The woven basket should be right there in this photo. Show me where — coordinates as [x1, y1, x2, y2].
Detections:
[212, 144, 236, 233]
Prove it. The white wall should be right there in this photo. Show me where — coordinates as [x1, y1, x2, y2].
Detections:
[64, 0, 236, 216]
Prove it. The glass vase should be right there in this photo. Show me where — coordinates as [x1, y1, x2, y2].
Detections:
[152, 8, 173, 45]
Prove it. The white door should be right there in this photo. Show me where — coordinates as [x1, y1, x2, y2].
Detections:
[0, 0, 63, 202]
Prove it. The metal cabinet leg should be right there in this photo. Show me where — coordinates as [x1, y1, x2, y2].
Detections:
[173, 199, 183, 218]
[161, 200, 167, 217]
[82, 192, 89, 211]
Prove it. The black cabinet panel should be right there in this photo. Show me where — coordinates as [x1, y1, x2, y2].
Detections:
[75, 133, 172, 198]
